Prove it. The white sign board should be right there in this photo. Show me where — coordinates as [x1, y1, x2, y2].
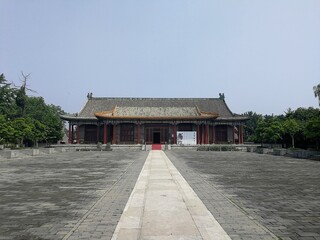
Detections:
[177, 131, 197, 145]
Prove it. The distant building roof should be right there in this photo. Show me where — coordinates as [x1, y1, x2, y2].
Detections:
[61, 97, 247, 121]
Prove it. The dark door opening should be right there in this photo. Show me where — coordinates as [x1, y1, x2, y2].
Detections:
[153, 132, 161, 144]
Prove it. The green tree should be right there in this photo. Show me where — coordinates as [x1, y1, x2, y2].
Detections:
[29, 119, 46, 147]
[0, 115, 15, 144]
[25, 96, 64, 143]
[255, 118, 284, 144]
[283, 118, 300, 148]
[242, 111, 263, 142]
[305, 118, 320, 149]
[314, 84, 320, 106]
[0, 74, 17, 117]
[15, 72, 32, 118]
[11, 118, 34, 146]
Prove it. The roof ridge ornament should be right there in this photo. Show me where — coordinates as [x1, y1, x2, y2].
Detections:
[219, 93, 225, 100]
[87, 92, 93, 99]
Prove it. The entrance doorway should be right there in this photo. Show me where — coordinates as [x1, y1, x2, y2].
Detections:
[153, 132, 161, 144]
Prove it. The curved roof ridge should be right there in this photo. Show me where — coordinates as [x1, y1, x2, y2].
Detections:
[218, 99, 235, 117]
[90, 97, 221, 100]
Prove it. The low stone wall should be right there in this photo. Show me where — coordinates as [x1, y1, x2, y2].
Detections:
[170, 145, 198, 151]
[286, 149, 320, 159]
[273, 149, 287, 156]
[21, 149, 40, 156]
[0, 150, 20, 159]
[256, 148, 274, 154]
[196, 144, 251, 152]
[249, 146, 320, 160]
[111, 145, 142, 151]
[40, 148, 56, 154]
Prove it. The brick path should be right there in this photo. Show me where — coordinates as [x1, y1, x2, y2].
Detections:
[167, 151, 320, 240]
[0, 151, 147, 240]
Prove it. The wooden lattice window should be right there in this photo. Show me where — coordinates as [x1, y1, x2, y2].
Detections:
[120, 124, 134, 143]
[215, 125, 228, 143]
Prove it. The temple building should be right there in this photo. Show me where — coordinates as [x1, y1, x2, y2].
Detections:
[61, 94, 247, 145]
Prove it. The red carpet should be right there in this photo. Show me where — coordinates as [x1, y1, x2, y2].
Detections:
[152, 144, 162, 150]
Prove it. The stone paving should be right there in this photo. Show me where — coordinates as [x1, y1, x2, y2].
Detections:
[0, 151, 148, 240]
[1, 150, 319, 240]
[112, 150, 233, 240]
[166, 151, 320, 240]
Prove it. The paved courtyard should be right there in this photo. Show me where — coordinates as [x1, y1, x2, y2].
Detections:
[0, 150, 319, 240]
[0, 151, 148, 240]
[167, 151, 320, 240]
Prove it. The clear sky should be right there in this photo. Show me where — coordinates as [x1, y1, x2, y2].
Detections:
[1, 0, 319, 115]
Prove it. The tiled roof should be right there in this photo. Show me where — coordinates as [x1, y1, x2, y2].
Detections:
[78, 97, 234, 118]
[117, 107, 198, 117]
[94, 106, 219, 120]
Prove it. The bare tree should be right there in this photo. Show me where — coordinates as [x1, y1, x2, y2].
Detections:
[15, 72, 37, 117]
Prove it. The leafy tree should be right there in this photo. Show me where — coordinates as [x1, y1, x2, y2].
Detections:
[25, 96, 64, 143]
[29, 119, 46, 147]
[242, 111, 262, 142]
[285, 107, 319, 122]
[0, 74, 17, 117]
[0, 72, 65, 146]
[283, 118, 300, 148]
[11, 118, 34, 146]
[305, 118, 320, 149]
[314, 84, 320, 106]
[255, 118, 284, 144]
[0, 115, 15, 144]
[15, 72, 33, 118]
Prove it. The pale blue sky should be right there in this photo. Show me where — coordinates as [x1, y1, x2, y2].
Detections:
[1, 0, 319, 115]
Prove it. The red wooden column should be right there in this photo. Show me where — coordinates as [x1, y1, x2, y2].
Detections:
[76, 125, 80, 144]
[68, 123, 72, 144]
[104, 123, 108, 144]
[212, 125, 215, 144]
[173, 125, 177, 144]
[205, 124, 209, 144]
[201, 125, 205, 144]
[112, 124, 117, 144]
[240, 125, 244, 144]
[137, 123, 141, 144]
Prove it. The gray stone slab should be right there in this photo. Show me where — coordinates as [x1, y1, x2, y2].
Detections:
[0, 151, 147, 240]
[167, 151, 320, 240]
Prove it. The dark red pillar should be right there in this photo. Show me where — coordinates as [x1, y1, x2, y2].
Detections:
[212, 126, 215, 144]
[104, 123, 107, 144]
[112, 124, 117, 144]
[201, 125, 205, 144]
[205, 125, 209, 144]
[68, 123, 72, 144]
[173, 125, 177, 144]
[197, 125, 200, 144]
[137, 123, 141, 144]
[240, 125, 244, 144]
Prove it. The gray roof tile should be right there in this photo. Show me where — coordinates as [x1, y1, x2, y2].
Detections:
[77, 97, 234, 119]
